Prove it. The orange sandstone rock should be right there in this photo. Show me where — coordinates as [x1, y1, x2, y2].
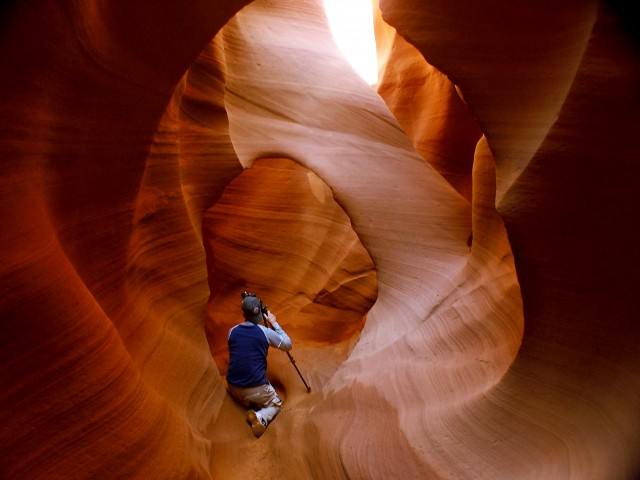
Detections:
[0, 0, 639, 479]
[377, 32, 483, 201]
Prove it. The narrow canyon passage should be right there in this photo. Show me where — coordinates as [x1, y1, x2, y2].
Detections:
[1, 0, 639, 479]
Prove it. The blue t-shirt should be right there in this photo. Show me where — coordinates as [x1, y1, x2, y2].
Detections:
[226, 323, 270, 388]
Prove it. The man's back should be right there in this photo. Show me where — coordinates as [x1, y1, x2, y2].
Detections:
[227, 322, 269, 388]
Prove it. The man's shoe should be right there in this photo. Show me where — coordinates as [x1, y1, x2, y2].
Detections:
[246, 410, 267, 438]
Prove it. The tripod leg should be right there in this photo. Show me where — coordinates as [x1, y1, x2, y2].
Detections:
[287, 351, 311, 392]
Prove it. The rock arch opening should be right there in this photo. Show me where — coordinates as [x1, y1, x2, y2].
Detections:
[202, 157, 378, 379]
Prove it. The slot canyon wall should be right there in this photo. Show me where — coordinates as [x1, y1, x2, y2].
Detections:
[1, 0, 638, 479]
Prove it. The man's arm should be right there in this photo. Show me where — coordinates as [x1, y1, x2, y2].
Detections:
[260, 312, 292, 351]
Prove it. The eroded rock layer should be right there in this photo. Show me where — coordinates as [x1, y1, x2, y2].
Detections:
[1, 0, 639, 479]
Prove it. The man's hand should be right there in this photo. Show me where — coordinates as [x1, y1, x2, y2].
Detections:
[264, 311, 277, 327]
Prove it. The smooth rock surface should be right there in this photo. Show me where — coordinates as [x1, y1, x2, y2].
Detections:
[1, 0, 638, 479]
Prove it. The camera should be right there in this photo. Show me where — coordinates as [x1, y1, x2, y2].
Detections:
[241, 291, 269, 315]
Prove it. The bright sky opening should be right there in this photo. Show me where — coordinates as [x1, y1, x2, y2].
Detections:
[323, 0, 379, 85]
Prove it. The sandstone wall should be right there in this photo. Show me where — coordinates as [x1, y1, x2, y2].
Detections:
[1, 0, 638, 479]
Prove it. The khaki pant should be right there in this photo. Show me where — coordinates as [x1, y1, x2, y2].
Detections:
[227, 382, 283, 424]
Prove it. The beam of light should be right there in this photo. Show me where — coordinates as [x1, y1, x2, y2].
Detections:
[323, 0, 379, 85]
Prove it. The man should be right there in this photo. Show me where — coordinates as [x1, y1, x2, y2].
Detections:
[226, 294, 292, 438]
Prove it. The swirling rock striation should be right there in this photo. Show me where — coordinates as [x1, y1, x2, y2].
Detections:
[0, 0, 638, 479]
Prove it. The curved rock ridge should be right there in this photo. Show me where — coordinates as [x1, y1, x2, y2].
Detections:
[0, 0, 252, 478]
[0, 0, 638, 479]
[379, 0, 640, 478]
[377, 30, 483, 202]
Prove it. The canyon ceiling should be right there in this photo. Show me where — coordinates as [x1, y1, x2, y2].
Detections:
[1, 0, 639, 479]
